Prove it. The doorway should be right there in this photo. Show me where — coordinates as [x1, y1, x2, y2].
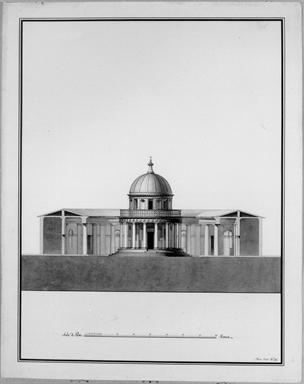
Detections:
[147, 232, 154, 249]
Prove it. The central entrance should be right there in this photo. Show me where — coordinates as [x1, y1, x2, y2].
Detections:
[147, 232, 154, 249]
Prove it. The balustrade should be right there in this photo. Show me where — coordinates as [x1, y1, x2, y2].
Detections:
[120, 209, 181, 218]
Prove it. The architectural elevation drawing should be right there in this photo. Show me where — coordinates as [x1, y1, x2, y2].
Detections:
[15, 9, 290, 369]
[40, 158, 263, 258]
[21, 159, 280, 293]
[20, 20, 282, 293]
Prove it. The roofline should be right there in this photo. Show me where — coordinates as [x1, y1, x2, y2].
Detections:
[196, 209, 264, 219]
[38, 208, 120, 217]
[38, 208, 264, 219]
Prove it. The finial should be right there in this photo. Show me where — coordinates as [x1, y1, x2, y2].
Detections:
[147, 156, 154, 173]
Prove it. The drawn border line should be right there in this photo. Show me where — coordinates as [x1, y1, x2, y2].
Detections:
[18, 16, 284, 366]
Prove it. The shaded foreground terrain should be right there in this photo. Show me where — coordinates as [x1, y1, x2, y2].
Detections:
[22, 255, 281, 292]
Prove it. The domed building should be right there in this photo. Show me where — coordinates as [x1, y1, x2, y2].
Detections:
[119, 158, 182, 253]
[39, 159, 263, 257]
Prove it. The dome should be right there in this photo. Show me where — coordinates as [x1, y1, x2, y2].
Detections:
[129, 159, 173, 196]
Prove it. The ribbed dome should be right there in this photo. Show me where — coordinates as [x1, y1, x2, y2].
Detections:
[129, 159, 173, 196]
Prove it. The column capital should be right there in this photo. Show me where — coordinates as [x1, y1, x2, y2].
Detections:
[81, 216, 88, 225]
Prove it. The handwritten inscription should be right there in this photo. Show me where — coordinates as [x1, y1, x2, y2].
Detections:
[217, 334, 233, 339]
[254, 357, 279, 362]
[62, 332, 83, 337]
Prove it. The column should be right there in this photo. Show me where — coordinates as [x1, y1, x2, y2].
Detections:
[172, 224, 175, 248]
[136, 225, 139, 248]
[132, 222, 136, 249]
[124, 222, 128, 248]
[93, 224, 97, 255]
[165, 222, 169, 248]
[40, 217, 44, 254]
[154, 222, 158, 249]
[235, 219, 240, 256]
[143, 222, 147, 249]
[233, 222, 237, 256]
[204, 224, 209, 256]
[259, 218, 263, 256]
[214, 224, 219, 256]
[82, 217, 87, 255]
[178, 223, 182, 249]
[110, 224, 115, 254]
[61, 214, 65, 255]
[119, 223, 123, 248]
[97, 224, 100, 255]
[175, 223, 179, 248]
[186, 225, 191, 255]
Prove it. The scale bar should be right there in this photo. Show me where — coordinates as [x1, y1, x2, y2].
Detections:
[84, 334, 217, 339]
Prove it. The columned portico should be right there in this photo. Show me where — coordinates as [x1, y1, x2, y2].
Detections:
[120, 218, 182, 252]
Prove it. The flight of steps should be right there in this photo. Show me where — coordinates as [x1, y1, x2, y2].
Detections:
[112, 248, 190, 257]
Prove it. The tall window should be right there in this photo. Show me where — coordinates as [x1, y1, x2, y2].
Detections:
[148, 200, 153, 210]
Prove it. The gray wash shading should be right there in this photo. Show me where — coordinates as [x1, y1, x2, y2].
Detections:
[22, 255, 281, 293]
